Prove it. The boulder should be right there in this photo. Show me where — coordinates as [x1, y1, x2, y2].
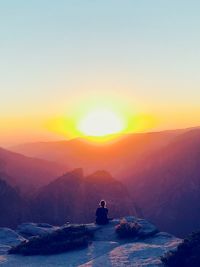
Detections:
[0, 228, 25, 246]
[17, 223, 58, 238]
[94, 216, 158, 241]
[136, 218, 158, 238]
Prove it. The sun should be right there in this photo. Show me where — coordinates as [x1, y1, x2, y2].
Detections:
[78, 108, 124, 137]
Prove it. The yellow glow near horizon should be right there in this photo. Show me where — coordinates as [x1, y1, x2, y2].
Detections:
[78, 108, 124, 137]
[45, 93, 158, 143]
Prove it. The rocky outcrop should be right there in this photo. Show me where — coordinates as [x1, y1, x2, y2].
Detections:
[0, 228, 25, 256]
[16, 223, 59, 238]
[0, 216, 182, 266]
[80, 232, 181, 267]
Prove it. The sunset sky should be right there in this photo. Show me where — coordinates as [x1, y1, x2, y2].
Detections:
[1, 1, 200, 145]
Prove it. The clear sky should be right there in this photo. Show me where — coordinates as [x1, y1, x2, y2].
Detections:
[1, 1, 200, 145]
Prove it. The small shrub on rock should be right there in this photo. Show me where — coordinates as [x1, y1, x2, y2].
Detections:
[161, 231, 200, 267]
[115, 218, 141, 239]
[9, 225, 93, 255]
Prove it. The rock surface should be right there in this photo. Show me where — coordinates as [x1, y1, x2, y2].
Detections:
[0, 228, 25, 246]
[93, 216, 158, 242]
[80, 232, 181, 267]
[17, 223, 59, 238]
[0, 217, 182, 267]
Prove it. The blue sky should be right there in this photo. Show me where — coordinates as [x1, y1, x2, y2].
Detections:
[0, 1, 200, 144]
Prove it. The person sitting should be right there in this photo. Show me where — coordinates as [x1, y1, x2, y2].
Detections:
[95, 200, 109, 225]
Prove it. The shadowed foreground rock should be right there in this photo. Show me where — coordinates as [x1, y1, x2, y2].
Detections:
[0, 216, 182, 266]
[161, 231, 200, 267]
[9, 225, 93, 255]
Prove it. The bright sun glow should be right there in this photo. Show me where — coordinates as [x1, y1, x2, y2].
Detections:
[78, 109, 124, 137]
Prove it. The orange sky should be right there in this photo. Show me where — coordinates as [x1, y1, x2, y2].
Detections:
[1, 1, 200, 146]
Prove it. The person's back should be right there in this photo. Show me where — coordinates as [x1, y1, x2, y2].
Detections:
[96, 200, 109, 225]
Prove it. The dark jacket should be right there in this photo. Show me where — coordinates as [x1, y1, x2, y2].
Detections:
[96, 207, 109, 225]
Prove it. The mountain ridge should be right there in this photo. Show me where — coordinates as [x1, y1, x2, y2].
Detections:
[0, 147, 66, 192]
[9, 128, 190, 178]
[125, 129, 200, 236]
[32, 169, 135, 225]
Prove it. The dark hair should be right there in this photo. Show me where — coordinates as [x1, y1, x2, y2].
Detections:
[100, 200, 106, 207]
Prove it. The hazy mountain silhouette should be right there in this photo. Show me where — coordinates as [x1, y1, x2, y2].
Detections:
[0, 177, 24, 228]
[0, 147, 65, 192]
[10, 129, 187, 179]
[32, 169, 135, 225]
[4, 126, 200, 236]
[126, 129, 200, 236]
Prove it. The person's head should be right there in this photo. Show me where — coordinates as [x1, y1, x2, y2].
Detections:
[99, 200, 106, 208]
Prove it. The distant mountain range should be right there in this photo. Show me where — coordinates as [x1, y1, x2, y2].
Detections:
[10, 128, 187, 179]
[0, 147, 65, 192]
[0, 169, 135, 228]
[32, 168, 135, 225]
[125, 129, 200, 236]
[1, 126, 200, 236]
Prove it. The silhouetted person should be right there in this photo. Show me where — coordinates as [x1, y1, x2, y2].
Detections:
[96, 200, 109, 225]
